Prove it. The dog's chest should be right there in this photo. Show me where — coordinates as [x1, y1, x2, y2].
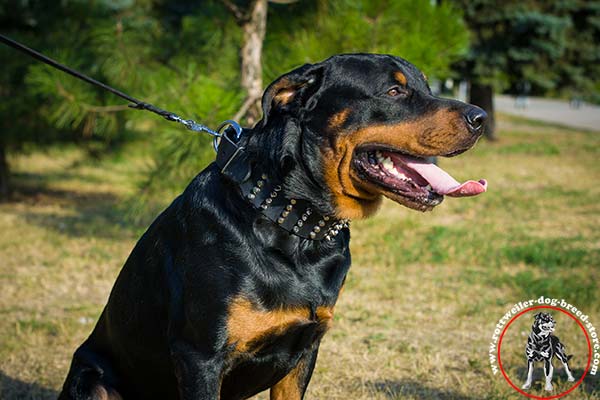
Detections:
[226, 297, 333, 354]
[528, 333, 553, 361]
[220, 297, 333, 398]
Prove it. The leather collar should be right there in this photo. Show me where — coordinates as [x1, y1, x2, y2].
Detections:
[215, 128, 349, 241]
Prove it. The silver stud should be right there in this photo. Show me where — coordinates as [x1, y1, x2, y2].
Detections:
[256, 180, 264, 188]
[277, 217, 285, 224]
[282, 210, 290, 217]
[309, 232, 317, 239]
[301, 214, 308, 221]
[325, 235, 331, 241]
[293, 226, 300, 233]
[314, 226, 321, 233]
[252, 187, 260, 194]
[290, 199, 297, 205]
[324, 216, 330, 221]
[248, 193, 256, 200]
[297, 220, 303, 227]
[261, 173, 267, 180]
[286, 204, 293, 211]
[332, 229, 339, 236]
[318, 220, 325, 227]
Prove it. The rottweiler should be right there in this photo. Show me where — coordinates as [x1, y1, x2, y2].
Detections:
[58, 53, 487, 400]
[522, 312, 576, 391]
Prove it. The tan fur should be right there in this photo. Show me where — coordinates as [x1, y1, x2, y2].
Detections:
[328, 109, 351, 130]
[269, 310, 334, 399]
[394, 71, 407, 86]
[227, 297, 334, 353]
[92, 385, 122, 400]
[270, 359, 305, 400]
[322, 109, 470, 219]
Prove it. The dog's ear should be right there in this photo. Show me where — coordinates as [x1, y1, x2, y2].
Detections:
[260, 63, 325, 127]
[534, 313, 542, 320]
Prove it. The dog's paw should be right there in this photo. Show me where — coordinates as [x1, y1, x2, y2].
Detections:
[545, 383, 553, 392]
[522, 382, 531, 390]
[567, 376, 576, 382]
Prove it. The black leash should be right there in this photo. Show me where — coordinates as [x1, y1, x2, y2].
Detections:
[0, 34, 347, 240]
[0, 33, 233, 140]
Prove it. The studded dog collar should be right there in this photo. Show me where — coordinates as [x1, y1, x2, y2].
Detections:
[215, 127, 349, 241]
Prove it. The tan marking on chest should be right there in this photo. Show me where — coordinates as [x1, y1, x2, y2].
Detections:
[227, 297, 334, 353]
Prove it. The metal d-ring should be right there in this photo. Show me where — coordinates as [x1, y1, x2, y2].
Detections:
[213, 120, 243, 152]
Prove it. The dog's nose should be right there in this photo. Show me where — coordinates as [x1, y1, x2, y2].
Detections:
[464, 106, 487, 134]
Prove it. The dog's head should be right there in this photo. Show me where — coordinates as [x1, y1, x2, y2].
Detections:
[533, 312, 556, 337]
[247, 54, 487, 219]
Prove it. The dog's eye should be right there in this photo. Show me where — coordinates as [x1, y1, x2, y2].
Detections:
[387, 86, 408, 98]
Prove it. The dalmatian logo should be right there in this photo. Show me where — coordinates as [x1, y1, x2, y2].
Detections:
[522, 312, 576, 391]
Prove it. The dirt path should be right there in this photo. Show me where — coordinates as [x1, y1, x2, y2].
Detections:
[495, 95, 600, 131]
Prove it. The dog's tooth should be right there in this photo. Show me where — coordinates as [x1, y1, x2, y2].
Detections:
[382, 158, 394, 170]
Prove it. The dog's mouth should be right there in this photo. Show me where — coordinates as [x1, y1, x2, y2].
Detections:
[539, 323, 555, 334]
[352, 145, 487, 211]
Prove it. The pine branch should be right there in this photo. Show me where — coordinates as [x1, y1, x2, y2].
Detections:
[221, 0, 249, 24]
[233, 94, 261, 122]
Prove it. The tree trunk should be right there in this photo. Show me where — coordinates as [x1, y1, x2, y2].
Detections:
[469, 83, 496, 140]
[238, 0, 268, 126]
[0, 141, 10, 201]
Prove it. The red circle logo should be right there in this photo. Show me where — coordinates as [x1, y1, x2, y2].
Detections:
[497, 305, 592, 399]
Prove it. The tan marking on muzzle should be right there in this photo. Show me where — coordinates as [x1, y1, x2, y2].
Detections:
[322, 109, 472, 219]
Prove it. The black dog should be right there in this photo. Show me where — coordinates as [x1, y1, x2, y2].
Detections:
[522, 312, 576, 391]
[58, 53, 487, 400]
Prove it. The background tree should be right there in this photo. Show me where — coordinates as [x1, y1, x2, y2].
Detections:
[0, 0, 134, 199]
[0, 0, 468, 213]
[450, 0, 600, 139]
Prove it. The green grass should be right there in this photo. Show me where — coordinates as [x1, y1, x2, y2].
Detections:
[0, 114, 599, 399]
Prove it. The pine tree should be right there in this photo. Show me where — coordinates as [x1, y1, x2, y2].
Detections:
[450, 0, 599, 139]
[0, 0, 469, 209]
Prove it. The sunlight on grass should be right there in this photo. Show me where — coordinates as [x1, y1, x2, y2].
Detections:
[0, 114, 598, 399]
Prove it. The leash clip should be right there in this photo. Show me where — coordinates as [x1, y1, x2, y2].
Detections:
[214, 120, 243, 152]
[215, 120, 250, 183]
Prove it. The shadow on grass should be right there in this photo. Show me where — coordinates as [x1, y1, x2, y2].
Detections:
[504, 368, 600, 395]
[0, 370, 58, 400]
[6, 180, 135, 240]
[365, 379, 476, 400]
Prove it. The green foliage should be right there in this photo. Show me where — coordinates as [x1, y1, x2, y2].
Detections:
[265, 0, 468, 81]
[450, 0, 600, 99]
[1, 0, 468, 208]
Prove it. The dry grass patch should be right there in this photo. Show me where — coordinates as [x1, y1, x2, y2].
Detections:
[1, 115, 599, 399]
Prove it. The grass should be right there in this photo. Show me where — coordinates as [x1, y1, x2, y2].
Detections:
[0, 114, 599, 399]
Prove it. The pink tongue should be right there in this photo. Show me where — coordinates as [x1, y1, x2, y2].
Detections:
[388, 154, 487, 197]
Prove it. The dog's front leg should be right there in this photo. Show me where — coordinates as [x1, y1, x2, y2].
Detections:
[544, 359, 554, 391]
[171, 341, 223, 400]
[522, 360, 534, 390]
[562, 360, 576, 382]
[270, 347, 320, 400]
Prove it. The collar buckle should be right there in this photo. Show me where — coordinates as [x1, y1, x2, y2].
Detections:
[215, 120, 251, 183]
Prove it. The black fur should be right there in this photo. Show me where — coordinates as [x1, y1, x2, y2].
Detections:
[58, 54, 485, 400]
